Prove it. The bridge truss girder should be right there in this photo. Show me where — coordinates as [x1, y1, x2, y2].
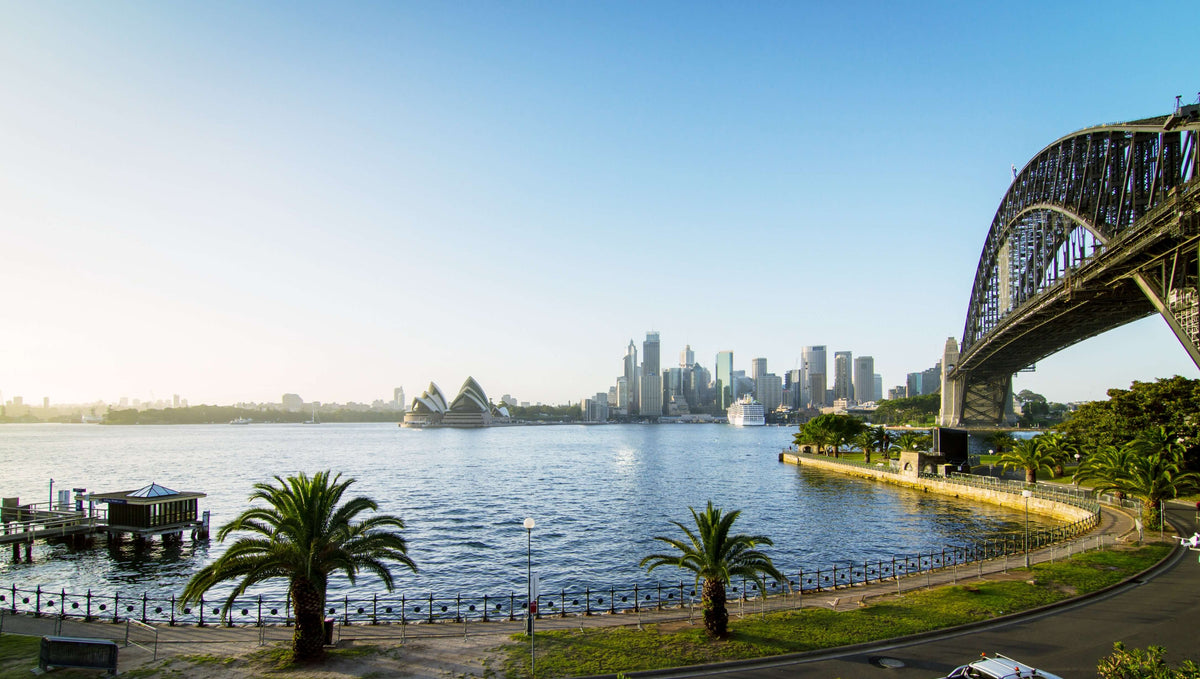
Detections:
[944, 108, 1200, 426]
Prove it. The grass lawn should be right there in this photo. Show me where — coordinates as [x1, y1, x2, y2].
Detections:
[501, 545, 1169, 678]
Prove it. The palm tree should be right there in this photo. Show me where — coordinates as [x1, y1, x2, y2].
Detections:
[1036, 433, 1078, 479]
[854, 429, 876, 464]
[1092, 427, 1200, 527]
[986, 431, 1017, 455]
[640, 501, 785, 639]
[998, 437, 1056, 484]
[895, 431, 927, 452]
[869, 426, 891, 461]
[1074, 444, 1134, 499]
[180, 471, 416, 660]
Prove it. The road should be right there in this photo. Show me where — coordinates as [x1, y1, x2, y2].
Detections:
[647, 504, 1199, 679]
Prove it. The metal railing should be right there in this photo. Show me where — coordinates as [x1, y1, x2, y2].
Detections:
[0, 509, 1101, 629]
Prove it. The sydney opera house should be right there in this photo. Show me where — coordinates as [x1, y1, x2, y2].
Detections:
[401, 377, 511, 428]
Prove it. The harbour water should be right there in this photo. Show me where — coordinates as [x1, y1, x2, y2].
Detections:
[0, 423, 1051, 600]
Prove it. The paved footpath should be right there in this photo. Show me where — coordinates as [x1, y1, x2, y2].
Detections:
[1, 501, 1193, 678]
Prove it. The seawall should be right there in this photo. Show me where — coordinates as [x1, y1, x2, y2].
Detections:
[779, 452, 1093, 524]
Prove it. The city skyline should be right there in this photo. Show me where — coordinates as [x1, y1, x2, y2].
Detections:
[2, 3, 1197, 407]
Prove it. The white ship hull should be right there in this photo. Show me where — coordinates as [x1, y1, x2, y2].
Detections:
[726, 397, 766, 426]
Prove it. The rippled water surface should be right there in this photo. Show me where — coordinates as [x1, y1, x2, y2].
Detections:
[0, 423, 1052, 598]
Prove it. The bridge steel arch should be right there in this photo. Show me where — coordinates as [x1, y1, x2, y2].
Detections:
[942, 107, 1200, 426]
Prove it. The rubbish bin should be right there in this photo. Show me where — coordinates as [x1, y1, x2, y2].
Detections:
[323, 618, 335, 645]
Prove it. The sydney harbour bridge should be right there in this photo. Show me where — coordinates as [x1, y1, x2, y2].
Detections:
[940, 102, 1200, 426]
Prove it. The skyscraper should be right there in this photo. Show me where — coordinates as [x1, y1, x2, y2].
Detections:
[802, 346, 827, 407]
[785, 368, 802, 408]
[751, 357, 767, 382]
[853, 356, 874, 405]
[715, 350, 734, 409]
[680, 344, 694, 368]
[755, 373, 783, 411]
[643, 332, 660, 376]
[624, 340, 639, 413]
[833, 351, 853, 402]
[640, 332, 662, 416]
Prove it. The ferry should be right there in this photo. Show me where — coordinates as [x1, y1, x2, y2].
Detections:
[726, 395, 766, 426]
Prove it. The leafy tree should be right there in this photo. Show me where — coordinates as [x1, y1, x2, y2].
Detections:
[998, 437, 1056, 484]
[1090, 427, 1200, 527]
[1097, 642, 1200, 678]
[871, 394, 940, 425]
[640, 502, 785, 639]
[1056, 376, 1200, 467]
[180, 471, 416, 660]
[793, 419, 832, 454]
[797, 414, 866, 457]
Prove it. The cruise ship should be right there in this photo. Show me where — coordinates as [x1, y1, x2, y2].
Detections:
[726, 395, 766, 426]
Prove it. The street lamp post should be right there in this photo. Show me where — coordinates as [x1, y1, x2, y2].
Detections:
[1022, 489, 1033, 569]
[523, 517, 536, 678]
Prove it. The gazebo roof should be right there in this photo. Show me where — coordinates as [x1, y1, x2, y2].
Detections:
[128, 482, 178, 498]
[87, 483, 206, 505]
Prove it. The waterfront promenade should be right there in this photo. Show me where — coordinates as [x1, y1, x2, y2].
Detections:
[1, 500, 1161, 678]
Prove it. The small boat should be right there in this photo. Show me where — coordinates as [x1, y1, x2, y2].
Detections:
[229, 417, 253, 425]
[304, 408, 321, 424]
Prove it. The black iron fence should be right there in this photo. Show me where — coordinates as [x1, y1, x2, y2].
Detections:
[0, 510, 1099, 628]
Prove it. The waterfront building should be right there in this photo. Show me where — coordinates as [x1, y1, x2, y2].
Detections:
[755, 373, 783, 411]
[833, 351, 853, 402]
[616, 376, 630, 411]
[874, 374, 882, 402]
[853, 356, 874, 406]
[801, 345, 827, 407]
[281, 393, 304, 412]
[405, 378, 509, 428]
[393, 387, 406, 411]
[584, 392, 609, 422]
[639, 373, 663, 419]
[404, 382, 450, 426]
[715, 350, 734, 409]
[888, 385, 907, 400]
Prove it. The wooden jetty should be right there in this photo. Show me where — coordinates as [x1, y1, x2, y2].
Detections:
[2, 482, 209, 563]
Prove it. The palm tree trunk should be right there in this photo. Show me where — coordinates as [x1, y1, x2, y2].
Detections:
[701, 577, 729, 638]
[1026, 468, 1036, 484]
[291, 577, 326, 660]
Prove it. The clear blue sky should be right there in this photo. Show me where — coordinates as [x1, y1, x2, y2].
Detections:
[1, 1, 1196, 407]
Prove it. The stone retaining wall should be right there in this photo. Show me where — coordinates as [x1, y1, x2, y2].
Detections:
[779, 452, 1093, 523]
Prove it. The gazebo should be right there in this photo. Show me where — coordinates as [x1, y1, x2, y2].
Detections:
[87, 483, 208, 541]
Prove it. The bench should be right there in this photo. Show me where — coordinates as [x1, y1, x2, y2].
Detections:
[39, 636, 118, 675]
